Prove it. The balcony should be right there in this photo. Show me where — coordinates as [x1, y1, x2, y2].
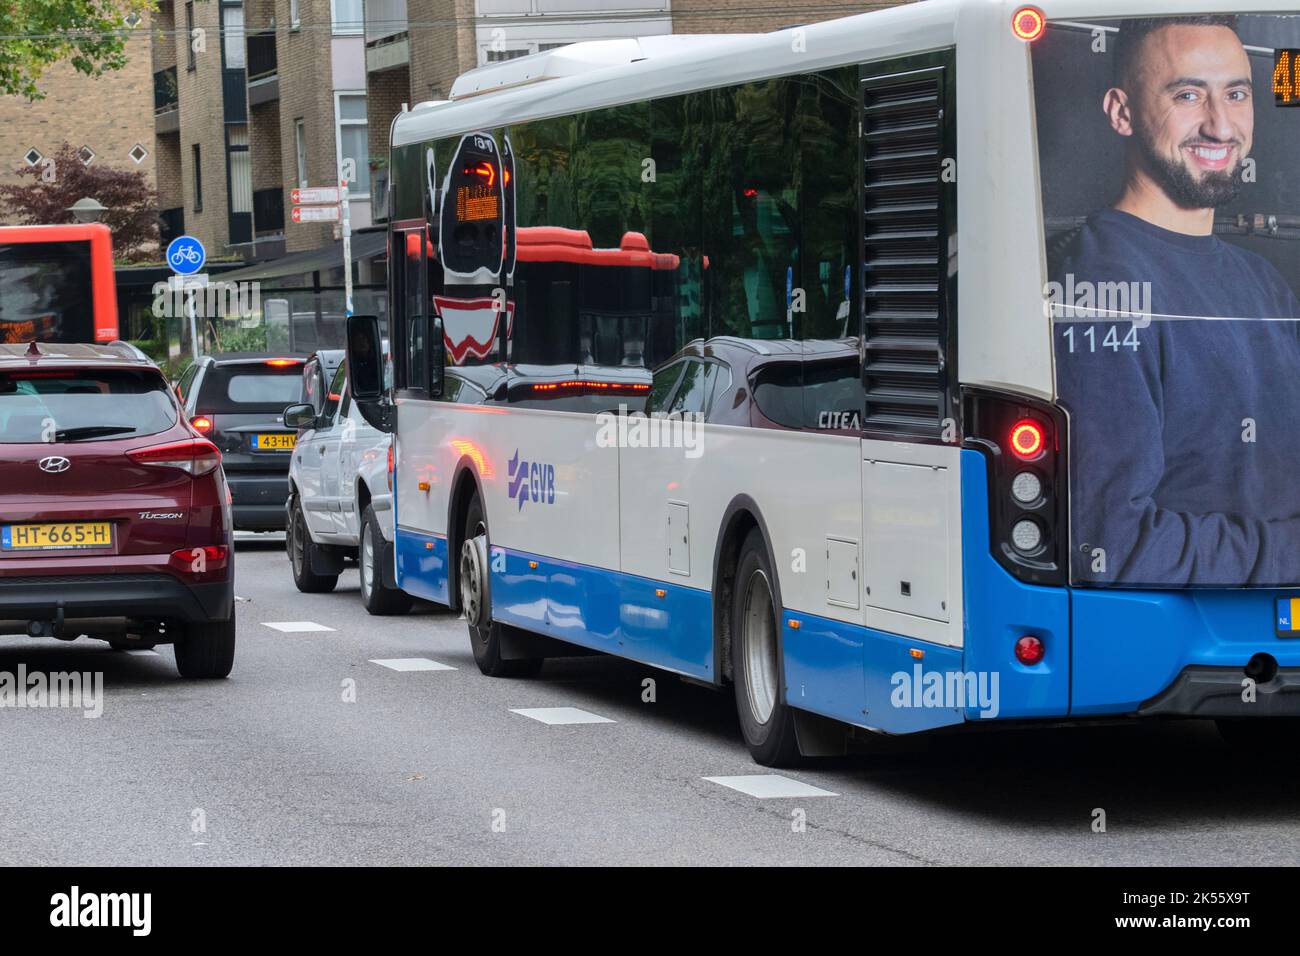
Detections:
[246, 32, 280, 105]
[154, 66, 179, 135]
[365, 0, 409, 72]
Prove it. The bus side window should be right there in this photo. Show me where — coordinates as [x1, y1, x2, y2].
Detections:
[402, 230, 427, 392]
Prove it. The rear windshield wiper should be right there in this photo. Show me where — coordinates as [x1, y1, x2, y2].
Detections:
[54, 425, 138, 441]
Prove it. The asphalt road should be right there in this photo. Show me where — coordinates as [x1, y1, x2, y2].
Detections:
[1, 535, 1297, 866]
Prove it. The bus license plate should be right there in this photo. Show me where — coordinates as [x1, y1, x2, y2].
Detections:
[1277, 598, 1300, 638]
[253, 433, 295, 451]
[1, 522, 112, 551]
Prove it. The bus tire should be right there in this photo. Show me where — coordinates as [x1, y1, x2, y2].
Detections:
[461, 495, 543, 678]
[360, 504, 412, 615]
[1215, 716, 1300, 751]
[732, 528, 800, 767]
[288, 497, 338, 593]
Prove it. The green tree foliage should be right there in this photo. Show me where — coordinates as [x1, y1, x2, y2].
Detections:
[0, 0, 153, 100]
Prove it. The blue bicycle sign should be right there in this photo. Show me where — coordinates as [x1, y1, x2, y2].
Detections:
[166, 235, 206, 275]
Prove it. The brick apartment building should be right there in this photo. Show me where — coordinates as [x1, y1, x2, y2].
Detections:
[1, 1, 887, 255]
[0, 17, 157, 201]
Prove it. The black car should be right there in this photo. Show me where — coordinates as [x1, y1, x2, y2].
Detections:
[176, 353, 306, 530]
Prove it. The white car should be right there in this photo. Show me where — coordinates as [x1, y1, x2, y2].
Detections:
[283, 353, 411, 614]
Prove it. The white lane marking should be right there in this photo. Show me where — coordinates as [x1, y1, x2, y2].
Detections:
[510, 707, 615, 725]
[370, 658, 456, 672]
[124, 649, 160, 657]
[261, 621, 336, 633]
[703, 775, 838, 799]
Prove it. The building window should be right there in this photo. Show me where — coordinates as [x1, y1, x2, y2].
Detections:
[23, 147, 42, 166]
[334, 93, 370, 196]
[331, 0, 363, 35]
[483, 48, 530, 64]
[129, 144, 149, 164]
[77, 145, 96, 166]
[290, 0, 300, 29]
[185, 2, 196, 70]
[294, 119, 307, 188]
[228, 125, 252, 214]
[192, 144, 203, 211]
[221, 3, 245, 69]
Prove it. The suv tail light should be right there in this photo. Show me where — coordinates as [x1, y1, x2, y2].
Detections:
[964, 389, 1067, 585]
[128, 438, 221, 476]
[168, 545, 229, 581]
[190, 415, 214, 436]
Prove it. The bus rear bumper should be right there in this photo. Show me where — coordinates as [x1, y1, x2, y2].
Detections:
[1139, 665, 1300, 718]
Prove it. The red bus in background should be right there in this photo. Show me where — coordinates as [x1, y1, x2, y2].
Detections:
[0, 223, 119, 344]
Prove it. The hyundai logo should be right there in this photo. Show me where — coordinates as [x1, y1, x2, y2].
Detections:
[38, 456, 71, 474]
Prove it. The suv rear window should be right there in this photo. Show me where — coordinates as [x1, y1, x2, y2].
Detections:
[198, 362, 303, 414]
[0, 368, 177, 443]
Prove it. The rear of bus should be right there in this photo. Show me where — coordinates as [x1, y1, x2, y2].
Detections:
[0, 224, 118, 344]
[1003, 8, 1300, 742]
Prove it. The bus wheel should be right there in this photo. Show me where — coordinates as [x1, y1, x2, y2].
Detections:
[461, 495, 542, 678]
[1215, 717, 1300, 752]
[732, 528, 800, 766]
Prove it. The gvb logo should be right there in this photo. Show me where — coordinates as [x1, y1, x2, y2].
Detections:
[507, 449, 555, 511]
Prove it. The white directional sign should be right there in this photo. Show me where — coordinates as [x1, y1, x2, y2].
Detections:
[292, 204, 341, 223]
[291, 186, 340, 205]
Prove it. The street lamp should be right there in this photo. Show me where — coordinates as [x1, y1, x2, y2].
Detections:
[67, 197, 109, 223]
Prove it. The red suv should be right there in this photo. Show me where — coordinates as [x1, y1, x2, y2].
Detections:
[0, 342, 235, 678]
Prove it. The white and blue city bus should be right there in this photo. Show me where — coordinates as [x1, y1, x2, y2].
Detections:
[344, 0, 1300, 764]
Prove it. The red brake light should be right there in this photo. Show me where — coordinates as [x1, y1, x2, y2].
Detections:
[168, 545, 229, 580]
[387, 443, 394, 492]
[128, 438, 221, 476]
[190, 415, 214, 435]
[1009, 420, 1044, 460]
[265, 358, 301, 368]
[1014, 635, 1045, 665]
[1011, 6, 1045, 41]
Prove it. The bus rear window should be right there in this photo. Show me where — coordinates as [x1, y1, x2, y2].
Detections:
[0, 241, 93, 344]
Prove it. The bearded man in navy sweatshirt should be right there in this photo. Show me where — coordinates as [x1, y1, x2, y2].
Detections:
[1052, 15, 1300, 587]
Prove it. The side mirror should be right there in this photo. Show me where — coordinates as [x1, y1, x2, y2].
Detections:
[347, 314, 384, 401]
[346, 314, 393, 433]
[283, 403, 318, 430]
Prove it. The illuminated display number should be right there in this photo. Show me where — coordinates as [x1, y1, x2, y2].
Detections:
[1276, 49, 1300, 107]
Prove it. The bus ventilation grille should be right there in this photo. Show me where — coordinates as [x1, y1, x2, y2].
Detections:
[861, 65, 950, 438]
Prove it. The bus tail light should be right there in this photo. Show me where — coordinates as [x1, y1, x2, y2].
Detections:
[1014, 635, 1045, 665]
[387, 443, 394, 492]
[1011, 7, 1045, 41]
[964, 390, 1067, 586]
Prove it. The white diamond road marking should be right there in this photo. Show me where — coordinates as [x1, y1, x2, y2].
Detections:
[370, 658, 456, 672]
[510, 707, 615, 725]
[261, 621, 335, 633]
[703, 775, 838, 799]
